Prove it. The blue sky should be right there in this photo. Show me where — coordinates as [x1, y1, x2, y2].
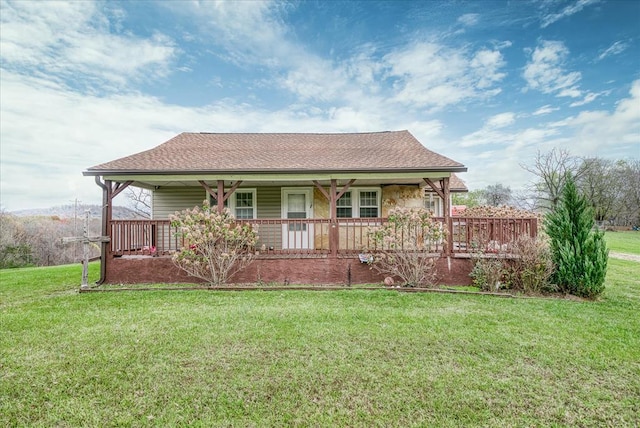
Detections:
[1, 0, 639, 211]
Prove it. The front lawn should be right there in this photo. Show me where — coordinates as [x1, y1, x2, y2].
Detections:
[1, 260, 639, 426]
[605, 230, 640, 255]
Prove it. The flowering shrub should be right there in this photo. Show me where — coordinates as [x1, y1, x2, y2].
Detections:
[169, 200, 258, 286]
[366, 208, 445, 287]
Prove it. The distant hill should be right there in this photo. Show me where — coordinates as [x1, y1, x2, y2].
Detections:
[11, 204, 147, 220]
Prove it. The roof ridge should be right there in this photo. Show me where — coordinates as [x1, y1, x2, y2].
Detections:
[193, 130, 403, 135]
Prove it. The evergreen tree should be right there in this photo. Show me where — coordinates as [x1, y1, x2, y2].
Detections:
[544, 174, 608, 298]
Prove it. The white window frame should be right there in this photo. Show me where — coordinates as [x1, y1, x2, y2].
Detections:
[336, 187, 381, 218]
[208, 188, 257, 219]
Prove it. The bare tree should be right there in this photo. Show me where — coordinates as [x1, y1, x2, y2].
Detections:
[614, 159, 640, 226]
[126, 187, 152, 219]
[521, 148, 582, 211]
[576, 158, 619, 224]
[484, 183, 512, 206]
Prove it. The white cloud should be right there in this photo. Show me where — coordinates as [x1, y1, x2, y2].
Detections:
[384, 42, 506, 110]
[597, 40, 629, 61]
[532, 105, 559, 116]
[569, 91, 601, 107]
[458, 13, 479, 26]
[523, 40, 582, 98]
[0, 0, 177, 90]
[540, 0, 600, 28]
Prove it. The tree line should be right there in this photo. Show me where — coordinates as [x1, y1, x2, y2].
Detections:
[454, 150, 639, 228]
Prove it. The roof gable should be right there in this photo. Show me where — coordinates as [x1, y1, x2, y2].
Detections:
[86, 130, 465, 174]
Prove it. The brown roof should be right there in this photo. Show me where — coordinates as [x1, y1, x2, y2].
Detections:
[424, 173, 468, 192]
[86, 130, 465, 174]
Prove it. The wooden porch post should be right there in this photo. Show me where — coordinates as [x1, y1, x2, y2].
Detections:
[441, 177, 452, 256]
[330, 179, 338, 258]
[217, 180, 225, 213]
[95, 177, 110, 284]
[312, 179, 355, 258]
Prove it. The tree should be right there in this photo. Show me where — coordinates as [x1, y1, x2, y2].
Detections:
[576, 158, 619, 224]
[126, 187, 152, 219]
[544, 174, 608, 298]
[521, 148, 582, 211]
[366, 207, 445, 287]
[483, 183, 512, 206]
[452, 189, 484, 207]
[613, 159, 640, 227]
[170, 200, 259, 286]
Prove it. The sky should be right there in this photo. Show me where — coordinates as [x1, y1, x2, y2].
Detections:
[1, 0, 639, 211]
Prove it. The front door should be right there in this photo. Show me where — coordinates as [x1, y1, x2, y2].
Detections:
[282, 188, 313, 249]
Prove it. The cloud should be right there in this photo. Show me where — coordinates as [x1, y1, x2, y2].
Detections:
[532, 105, 559, 116]
[597, 40, 629, 61]
[487, 112, 516, 129]
[569, 91, 602, 107]
[384, 42, 506, 110]
[458, 13, 479, 26]
[540, 0, 600, 28]
[0, 0, 177, 91]
[560, 80, 640, 153]
[523, 40, 582, 98]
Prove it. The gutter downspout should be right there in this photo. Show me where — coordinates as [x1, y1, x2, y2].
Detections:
[95, 176, 108, 285]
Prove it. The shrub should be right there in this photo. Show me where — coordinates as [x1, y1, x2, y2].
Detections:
[504, 236, 556, 294]
[170, 200, 259, 286]
[544, 175, 608, 298]
[366, 208, 445, 287]
[469, 253, 506, 291]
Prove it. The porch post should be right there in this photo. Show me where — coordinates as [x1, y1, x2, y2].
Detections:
[216, 180, 225, 213]
[330, 179, 338, 258]
[441, 177, 452, 256]
[95, 176, 109, 284]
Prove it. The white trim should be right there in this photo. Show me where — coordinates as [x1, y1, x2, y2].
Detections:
[336, 187, 381, 218]
[281, 187, 314, 249]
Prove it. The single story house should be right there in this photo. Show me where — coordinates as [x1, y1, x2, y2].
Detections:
[84, 130, 536, 285]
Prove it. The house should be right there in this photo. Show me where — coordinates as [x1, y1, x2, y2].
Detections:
[84, 130, 536, 285]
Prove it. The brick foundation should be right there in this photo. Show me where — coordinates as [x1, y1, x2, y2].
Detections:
[104, 255, 472, 286]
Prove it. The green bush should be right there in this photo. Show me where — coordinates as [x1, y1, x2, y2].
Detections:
[544, 175, 608, 298]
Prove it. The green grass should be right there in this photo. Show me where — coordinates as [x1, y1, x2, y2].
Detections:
[1, 261, 639, 426]
[604, 230, 640, 255]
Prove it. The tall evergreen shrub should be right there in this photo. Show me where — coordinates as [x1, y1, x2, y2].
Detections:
[544, 174, 608, 298]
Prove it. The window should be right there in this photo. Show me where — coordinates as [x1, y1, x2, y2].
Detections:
[336, 191, 353, 218]
[336, 188, 379, 218]
[359, 191, 378, 218]
[209, 189, 256, 219]
[424, 192, 442, 216]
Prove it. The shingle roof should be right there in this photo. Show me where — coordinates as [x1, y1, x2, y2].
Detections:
[86, 130, 465, 174]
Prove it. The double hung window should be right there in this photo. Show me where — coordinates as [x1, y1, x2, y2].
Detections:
[210, 189, 257, 219]
[336, 188, 380, 218]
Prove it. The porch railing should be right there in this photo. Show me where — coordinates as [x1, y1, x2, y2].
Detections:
[108, 217, 538, 257]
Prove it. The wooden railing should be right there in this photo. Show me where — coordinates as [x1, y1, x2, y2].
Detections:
[108, 217, 538, 257]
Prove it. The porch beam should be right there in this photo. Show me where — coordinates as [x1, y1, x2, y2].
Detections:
[312, 180, 330, 201]
[111, 180, 133, 199]
[336, 179, 356, 200]
[222, 180, 243, 203]
[423, 178, 445, 200]
[198, 180, 217, 200]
